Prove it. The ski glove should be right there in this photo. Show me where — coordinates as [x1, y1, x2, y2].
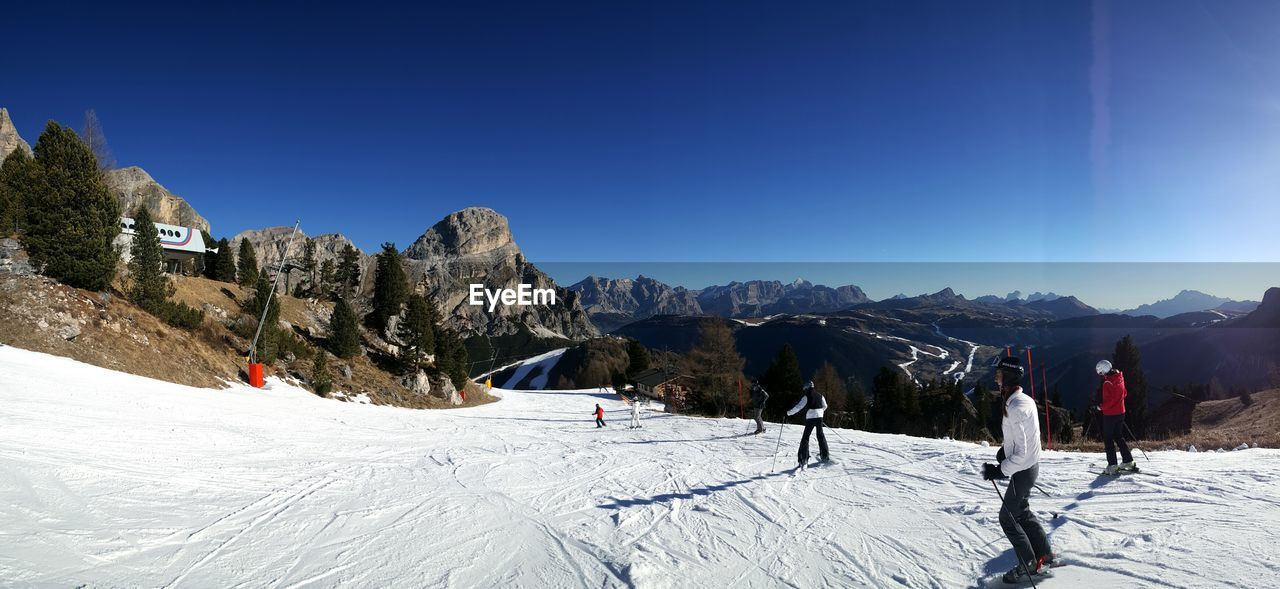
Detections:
[982, 463, 1007, 480]
[995, 447, 1005, 463]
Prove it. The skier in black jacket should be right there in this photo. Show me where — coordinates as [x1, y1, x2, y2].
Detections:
[786, 381, 829, 466]
[750, 381, 769, 435]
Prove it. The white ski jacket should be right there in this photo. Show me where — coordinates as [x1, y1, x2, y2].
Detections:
[999, 388, 1041, 477]
[787, 393, 827, 420]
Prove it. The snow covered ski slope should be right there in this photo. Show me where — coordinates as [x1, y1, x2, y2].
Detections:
[1, 345, 1278, 588]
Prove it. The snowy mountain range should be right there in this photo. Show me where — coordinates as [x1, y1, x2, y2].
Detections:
[1119, 289, 1259, 318]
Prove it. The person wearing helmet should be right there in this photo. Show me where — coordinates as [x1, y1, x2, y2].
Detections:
[749, 381, 769, 435]
[785, 381, 829, 467]
[982, 355, 1054, 584]
[629, 394, 643, 429]
[1094, 359, 1136, 475]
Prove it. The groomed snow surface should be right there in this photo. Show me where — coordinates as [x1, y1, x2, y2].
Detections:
[2, 346, 1278, 588]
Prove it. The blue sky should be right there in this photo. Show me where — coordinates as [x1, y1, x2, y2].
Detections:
[3, 1, 1279, 303]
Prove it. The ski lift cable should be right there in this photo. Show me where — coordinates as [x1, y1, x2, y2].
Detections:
[249, 220, 301, 364]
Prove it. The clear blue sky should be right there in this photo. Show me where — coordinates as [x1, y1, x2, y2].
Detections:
[4, 1, 1279, 283]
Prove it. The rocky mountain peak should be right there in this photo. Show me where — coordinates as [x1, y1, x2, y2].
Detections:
[404, 207, 516, 261]
[106, 166, 211, 233]
[0, 107, 32, 163]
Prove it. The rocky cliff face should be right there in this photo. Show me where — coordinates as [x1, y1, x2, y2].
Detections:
[0, 108, 32, 163]
[230, 228, 373, 295]
[402, 208, 597, 340]
[105, 167, 210, 233]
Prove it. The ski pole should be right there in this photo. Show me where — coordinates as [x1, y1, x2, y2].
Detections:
[1122, 422, 1150, 461]
[990, 479, 1038, 589]
[771, 418, 786, 472]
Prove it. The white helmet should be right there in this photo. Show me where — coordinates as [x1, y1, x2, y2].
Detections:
[1095, 360, 1113, 376]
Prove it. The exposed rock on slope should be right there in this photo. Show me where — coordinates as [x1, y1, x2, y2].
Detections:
[402, 208, 597, 340]
[570, 275, 703, 332]
[0, 107, 31, 163]
[105, 166, 210, 232]
[230, 228, 373, 294]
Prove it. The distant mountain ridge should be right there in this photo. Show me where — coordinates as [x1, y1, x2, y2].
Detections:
[1121, 290, 1257, 319]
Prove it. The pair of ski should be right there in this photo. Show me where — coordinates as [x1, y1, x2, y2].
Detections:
[1088, 462, 1159, 477]
[789, 458, 836, 475]
[989, 559, 1069, 587]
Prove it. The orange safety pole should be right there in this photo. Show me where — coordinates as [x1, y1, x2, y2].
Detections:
[1042, 356, 1051, 450]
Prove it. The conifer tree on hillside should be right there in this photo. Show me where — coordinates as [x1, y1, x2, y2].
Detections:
[0, 148, 39, 234]
[329, 296, 361, 359]
[434, 326, 471, 391]
[301, 237, 317, 291]
[198, 230, 215, 278]
[682, 319, 745, 416]
[397, 294, 437, 372]
[626, 339, 651, 377]
[760, 343, 803, 419]
[336, 244, 361, 296]
[846, 378, 868, 429]
[237, 239, 259, 288]
[126, 206, 171, 313]
[810, 362, 848, 412]
[311, 349, 332, 397]
[319, 259, 336, 295]
[247, 268, 282, 363]
[214, 237, 236, 283]
[871, 367, 902, 433]
[80, 109, 116, 172]
[370, 242, 408, 334]
[21, 121, 120, 291]
[1112, 335, 1149, 438]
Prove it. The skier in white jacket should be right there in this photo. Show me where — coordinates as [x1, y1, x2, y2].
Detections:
[786, 381, 829, 467]
[982, 355, 1054, 584]
[629, 394, 642, 429]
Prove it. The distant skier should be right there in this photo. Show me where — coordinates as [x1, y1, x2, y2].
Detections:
[750, 381, 769, 435]
[594, 403, 606, 428]
[1094, 360, 1136, 475]
[786, 381, 828, 466]
[982, 355, 1055, 585]
[629, 395, 642, 429]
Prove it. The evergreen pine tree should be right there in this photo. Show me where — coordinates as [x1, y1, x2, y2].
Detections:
[237, 239, 259, 288]
[681, 319, 745, 416]
[329, 296, 361, 358]
[397, 294, 436, 372]
[319, 259, 336, 296]
[760, 343, 803, 419]
[1112, 335, 1148, 438]
[811, 361, 847, 412]
[0, 148, 38, 234]
[214, 238, 236, 282]
[846, 378, 868, 429]
[21, 121, 120, 291]
[126, 206, 171, 313]
[247, 268, 281, 363]
[370, 242, 408, 334]
[301, 237, 317, 292]
[435, 326, 470, 390]
[311, 349, 332, 396]
[871, 367, 902, 433]
[626, 339, 651, 377]
[198, 230, 215, 278]
[337, 243, 361, 296]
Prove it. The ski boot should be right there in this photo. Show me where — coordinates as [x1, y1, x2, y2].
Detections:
[1102, 463, 1121, 476]
[1002, 559, 1050, 584]
[1118, 461, 1139, 473]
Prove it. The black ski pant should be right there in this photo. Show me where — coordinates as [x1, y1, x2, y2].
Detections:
[1000, 464, 1053, 568]
[596, 417, 606, 428]
[753, 408, 765, 433]
[798, 418, 828, 463]
[1102, 414, 1133, 465]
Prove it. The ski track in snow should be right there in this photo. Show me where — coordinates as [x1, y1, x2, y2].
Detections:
[1, 346, 1278, 588]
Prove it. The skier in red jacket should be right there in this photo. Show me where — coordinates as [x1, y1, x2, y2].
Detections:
[593, 404, 607, 428]
[1095, 360, 1136, 475]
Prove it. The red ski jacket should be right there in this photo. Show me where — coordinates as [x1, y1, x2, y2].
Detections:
[1101, 371, 1127, 416]
[595, 407, 604, 418]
